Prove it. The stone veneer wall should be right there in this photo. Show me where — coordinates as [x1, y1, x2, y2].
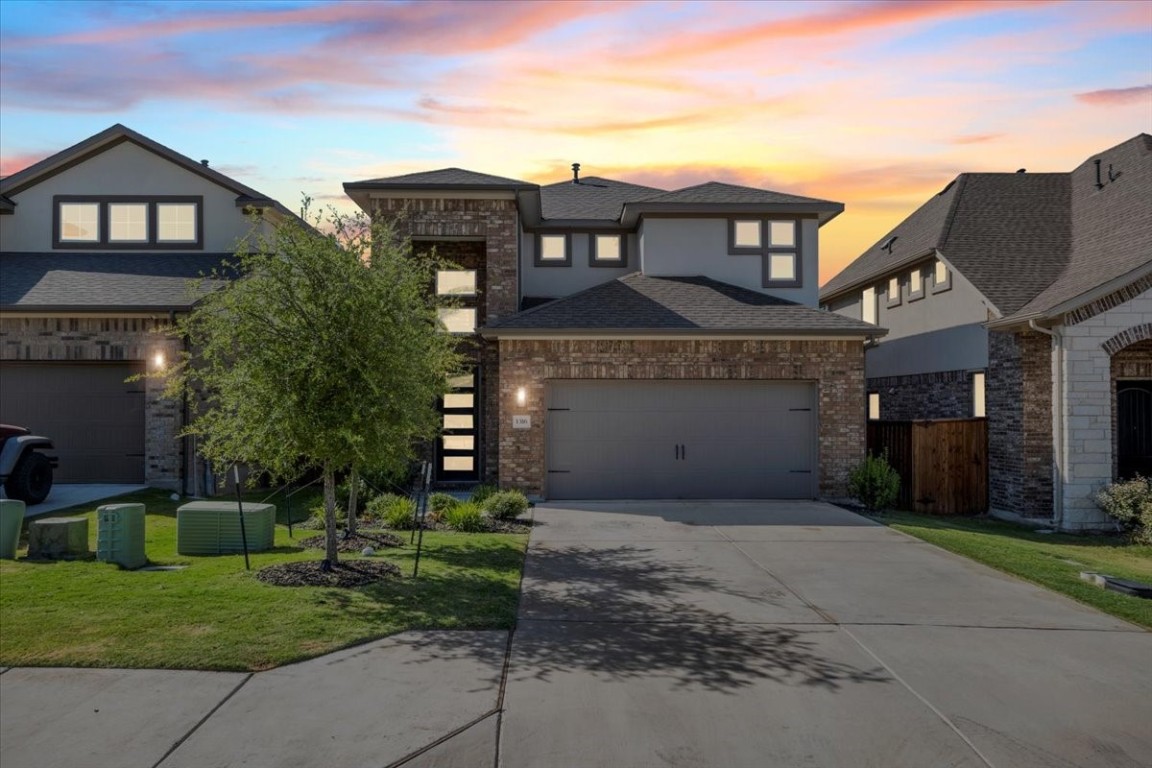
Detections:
[497, 338, 865, 498]
[867, 369, 976, 420]
[987, 329, 1052, 518]
[0, 316, 184, 489]
[377, 198, 519, 483]
[1058, 287, 1152, 529]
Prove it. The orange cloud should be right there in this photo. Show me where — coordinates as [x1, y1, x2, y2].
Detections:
[1074, 85, 1152, 106]
[950, 133, 1004, 145]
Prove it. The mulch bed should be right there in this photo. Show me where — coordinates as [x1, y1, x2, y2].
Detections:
[297, 530, 404, 552]
[256, 559, 401, 588]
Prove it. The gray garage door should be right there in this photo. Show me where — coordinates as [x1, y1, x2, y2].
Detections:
[546, 380, 816, 499]
[0, 362, 145, 483]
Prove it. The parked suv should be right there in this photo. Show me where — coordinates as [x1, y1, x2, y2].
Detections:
[0, 424, 57, 505]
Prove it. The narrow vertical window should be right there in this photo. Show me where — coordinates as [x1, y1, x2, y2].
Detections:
[972, 372, 986, 418]
[862, 287, 877, 325]
[868, 392, 881, 420]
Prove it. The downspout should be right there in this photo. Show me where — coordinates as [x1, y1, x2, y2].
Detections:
[1029, 319, 1064, 529]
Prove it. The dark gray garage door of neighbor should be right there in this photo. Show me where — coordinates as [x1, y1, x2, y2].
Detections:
[546, 380, 816, 500]
[0, 363, 146, 483]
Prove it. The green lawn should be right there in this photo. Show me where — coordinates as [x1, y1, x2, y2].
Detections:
[0, 489, 528, 671]
[878, 511, 1152, 629]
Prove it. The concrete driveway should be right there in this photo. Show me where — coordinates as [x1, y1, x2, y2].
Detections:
[496, 500, 1151, 768]
[2, 500, 1149, 768]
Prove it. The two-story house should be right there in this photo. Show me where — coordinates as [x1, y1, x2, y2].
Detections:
[0, 124, 292, 494]
[821, 135, 1152, 530]
[345, 166, 883, 500]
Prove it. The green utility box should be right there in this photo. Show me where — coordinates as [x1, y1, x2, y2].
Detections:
[0, 499, 25, 559]
[96, 503, 147, 569]
[28, 516, 89, 559]
[176, 501, 275, 555]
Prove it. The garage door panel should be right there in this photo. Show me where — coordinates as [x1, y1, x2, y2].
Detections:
[546, 381, 816, 500]
[0, 363, 145, 483]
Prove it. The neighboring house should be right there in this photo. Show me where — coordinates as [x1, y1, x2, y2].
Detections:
[0, 124, 292, 494]
[821, 135, 1152, 530]
[344, 166, 883, 500]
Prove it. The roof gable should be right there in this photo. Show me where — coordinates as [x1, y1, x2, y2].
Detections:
[0, 124, 288, 216]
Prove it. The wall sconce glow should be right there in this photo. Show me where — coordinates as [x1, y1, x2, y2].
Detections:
[516, 387, 527, 407]
[153, 351, 166, 370]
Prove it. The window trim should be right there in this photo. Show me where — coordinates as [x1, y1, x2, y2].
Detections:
[868, 392, 881, 421]
[53, 195, 204, 250]
[729, 217, 803, 288]
[862, 286, 877, 325]
[589, 233, 627, 268]
[436, 269, 478, 297]
[906, 266, 925, 302]
[931, 258, 952, 294]
[886, 275, 902, 308]
[534, 232, 572, 267]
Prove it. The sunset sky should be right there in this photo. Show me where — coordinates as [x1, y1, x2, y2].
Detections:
[1, 0, 1149, 284]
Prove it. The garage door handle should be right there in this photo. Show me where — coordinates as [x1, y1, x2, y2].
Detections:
[682, 444, 686, 460]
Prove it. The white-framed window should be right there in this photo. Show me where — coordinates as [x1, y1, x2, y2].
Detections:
[157, 203, 198, 243]
[438, 307, 476, 335]
[109, 203, 148, 242]
[536, 233, 570, 265]
[862, 287, 877, 324]
[868, 392, 881, 420]
[972, 372, 986, 417]
[436, 270, 477, 296]
[591, 234, 625, 265]
[58, 202, 100, 242]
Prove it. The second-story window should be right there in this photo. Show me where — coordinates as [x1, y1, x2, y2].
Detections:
[436, 270, 477, 296]
[887, 275, 902, 308]
[732, 220, 761, 248]
[590, 234, 626, 266]
[730, 218, 802, 288]
[908, 267, 925, 301]
[438, 307, 476, 335]
[536, 233, 571, 267]
[53, 196, 203, 249]
[933, 259, 952, 293]
[862, 286, 877, 324]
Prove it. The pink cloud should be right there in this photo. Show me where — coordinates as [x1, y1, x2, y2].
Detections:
[950, 133, 1005, 145]
[1074, 85, 1152, 106]
[0, 152, 49, 177]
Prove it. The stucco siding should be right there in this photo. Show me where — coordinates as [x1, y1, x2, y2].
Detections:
[519, 231, 636, 298]
[640, 218, 819, 306]
[0, 141, 258, 253]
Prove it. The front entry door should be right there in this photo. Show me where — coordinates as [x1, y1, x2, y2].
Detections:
[1117, 380, 1152, 479]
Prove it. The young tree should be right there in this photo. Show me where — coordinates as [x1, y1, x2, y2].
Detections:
[167, 205, 464, 564]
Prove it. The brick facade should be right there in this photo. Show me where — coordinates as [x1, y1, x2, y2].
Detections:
[867, 369, 976, 420]
[987, 330, 1053, 518]
[377, 198, 519, 483]
[497, 338, 866, 499]
[0, 316, 185, 489]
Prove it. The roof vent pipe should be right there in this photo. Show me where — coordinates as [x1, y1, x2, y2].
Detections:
[571, 163, 580, 184]
[1016, 168, 1026, 173]
[1094, 158, 1103, 189]
[201, 159, 210, 167]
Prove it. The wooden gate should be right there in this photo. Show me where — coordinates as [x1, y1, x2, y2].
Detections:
[866, 418, 987, 514]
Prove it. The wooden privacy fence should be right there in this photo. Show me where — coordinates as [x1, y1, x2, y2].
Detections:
[866, 418, 988, 514]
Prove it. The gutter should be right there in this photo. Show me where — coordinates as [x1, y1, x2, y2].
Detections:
[1029, 319, 1064, 529]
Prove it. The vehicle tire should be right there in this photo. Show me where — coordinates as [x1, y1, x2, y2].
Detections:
[5, 452, 53, 505]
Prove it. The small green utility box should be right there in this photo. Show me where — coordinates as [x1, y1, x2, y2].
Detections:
[28, 516, 89, 559]
[176, 501, 275, 555]
[0, 499, 26, 559]
[96, 503, 147, 569]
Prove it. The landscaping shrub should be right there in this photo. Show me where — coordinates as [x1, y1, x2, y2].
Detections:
[483, 490, 529, 521]
[848, 451, 901, 512]
[428, 492, 459, 514]
[368, 493, 417, 530]
[469, 484, 498, 504]
[1095, 475, 1152, 544]
[305, 504, 347, 529]
[337, 475, 372, 513]
[443, 502, 486, 532]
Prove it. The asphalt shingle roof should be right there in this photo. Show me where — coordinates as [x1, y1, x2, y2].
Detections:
[539, 177, 666, 220]
[822, 134, 1152, 320]
[345, 167, 535, 189]
[641, 181, 839, 206]
[485, 273, 883, 336]
[0, 253, 235, 310]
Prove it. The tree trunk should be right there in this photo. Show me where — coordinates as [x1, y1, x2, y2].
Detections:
[323, 464, 339, 565]
[346, 466, 359, 536]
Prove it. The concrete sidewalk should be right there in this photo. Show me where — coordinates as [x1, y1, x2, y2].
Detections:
[0, 631, 506, 768]
[8, 484, 147, 518]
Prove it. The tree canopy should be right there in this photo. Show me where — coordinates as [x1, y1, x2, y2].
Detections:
[167, 205, 465, 563]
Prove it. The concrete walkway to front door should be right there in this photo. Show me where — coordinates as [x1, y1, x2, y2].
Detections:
[495, 500, 1152, 768]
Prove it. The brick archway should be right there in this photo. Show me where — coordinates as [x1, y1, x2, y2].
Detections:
[1102, 323, 1152, 356]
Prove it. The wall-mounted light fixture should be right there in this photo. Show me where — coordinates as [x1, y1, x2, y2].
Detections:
[153, 351, 166, 370]
[515, 387, 527, 407]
